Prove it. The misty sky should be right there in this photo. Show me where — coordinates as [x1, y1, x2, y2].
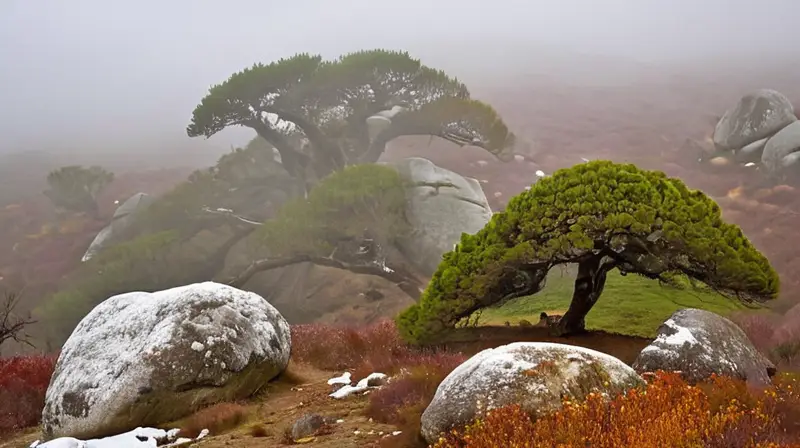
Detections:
[1, 0, 798, 157]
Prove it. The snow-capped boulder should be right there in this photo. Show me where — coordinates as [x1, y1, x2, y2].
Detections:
[762, 121, 800, 175]
[42, 282, 291, 440]
[713, 89, 796, 152]
[632, 308, 775, 385]
[390, 157, 493, 276]
[419, 342, 644, 444]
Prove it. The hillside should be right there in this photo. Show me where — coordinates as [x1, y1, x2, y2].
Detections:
[1, 50, 799, 448]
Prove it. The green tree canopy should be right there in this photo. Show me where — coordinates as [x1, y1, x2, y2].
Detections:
[397, 160, 780, 344]
[187, 49, 516, 184]
[43, 165, 114, 216]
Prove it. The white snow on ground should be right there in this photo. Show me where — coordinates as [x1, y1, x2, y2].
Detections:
[30, 427, 208, 448]
[328, 372, 387, 399]
[327, 372, 351, 386]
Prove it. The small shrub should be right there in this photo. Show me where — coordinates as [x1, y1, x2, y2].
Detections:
[0, 354, 58, 433]
[365, 351, 466, 448]
[434, 371, 800, 448]
[248, 424, 269, 437]
[732, 312, 778, 355]
[179, 402, 250, 438]
[291, 319, 410, 372]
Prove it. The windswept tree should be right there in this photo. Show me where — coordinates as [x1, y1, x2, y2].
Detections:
[397, 160, 780, 343]
[43, 165, 114, 216]
[226, 164, 426, 298]
[187, 49, 516, 187]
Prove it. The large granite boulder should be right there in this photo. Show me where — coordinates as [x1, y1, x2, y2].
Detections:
[41, 282, 291, 440]
[713, 89, 796, 152]
[390, 157, 493, 276]
[420, 342, 644, 444]
[632, 308, 775, 385]
[762, 121, 800, 175]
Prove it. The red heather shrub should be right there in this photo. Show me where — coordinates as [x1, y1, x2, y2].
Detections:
[291, 319, 412, 373]
[733, 312, 800, 370]
[733, 312, 779, 355]
[0, 354, 58, 433]
[366, 351, 467, 448]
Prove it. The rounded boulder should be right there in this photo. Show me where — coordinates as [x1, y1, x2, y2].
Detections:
[41, 282, 291, 440]
[419, 342, 644, 444]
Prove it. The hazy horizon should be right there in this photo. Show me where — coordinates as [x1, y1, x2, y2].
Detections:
[1, 0, 799, 160]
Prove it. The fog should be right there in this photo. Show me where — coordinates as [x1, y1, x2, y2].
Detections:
[1, 0, 798, 161]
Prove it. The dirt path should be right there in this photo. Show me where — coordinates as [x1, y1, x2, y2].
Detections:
[0, 364, 404, 448]
[196, 365, 403, 448]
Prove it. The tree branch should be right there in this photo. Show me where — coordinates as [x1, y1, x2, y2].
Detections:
[226, 254, 425, 300]
[263, 107, 346, 175]
[1, 290, 36, 349]
[246, 119, 309, 179]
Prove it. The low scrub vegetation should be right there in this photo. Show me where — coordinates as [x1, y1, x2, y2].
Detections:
[291, 319, 464, 380]
[734, 312, 800, 370]
[434, 371, 800, 448]
[0, 354, 57, 434]
[178, 401, 250, 438]
[5, 320, 800, 447]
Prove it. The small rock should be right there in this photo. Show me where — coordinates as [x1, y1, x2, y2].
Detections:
[291, 413, 335, 441]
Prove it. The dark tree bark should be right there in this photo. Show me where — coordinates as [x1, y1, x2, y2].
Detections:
[553, 255, 616, 336]
[247, 119, 310, 180]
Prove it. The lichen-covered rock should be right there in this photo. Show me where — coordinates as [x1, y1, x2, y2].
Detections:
[632, 308, 775, 385]
[42, 282, 291, 440]
[391, 157, 493, 276]
[419, 342, 644, 444]
[713, 89, 796, 151]
[762, 121, 800, 174]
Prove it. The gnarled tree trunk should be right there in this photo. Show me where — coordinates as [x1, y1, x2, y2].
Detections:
[553, 255, 614, 337]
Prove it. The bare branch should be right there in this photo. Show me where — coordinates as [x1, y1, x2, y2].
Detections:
[1, 290, 36, 349]
[200, 206, 263, 226]
[226, 254, 425, 300]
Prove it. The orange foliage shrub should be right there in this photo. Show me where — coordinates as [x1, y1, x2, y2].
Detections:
[434, 371, 800, 448]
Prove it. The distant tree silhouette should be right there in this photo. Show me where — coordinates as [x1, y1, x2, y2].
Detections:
[43, 165, 114, 217]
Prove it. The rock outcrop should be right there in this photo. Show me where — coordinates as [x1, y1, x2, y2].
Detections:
[632, 308, 775, 386]
[221, 157, 491, 323]
[41, 282, 291, 440]
[391, 157, 493, 276]
[420, 342, 644, 444]
[713, 89, 796, 153]
[81, 192, 155, 262]
[762, 121, 800, 175]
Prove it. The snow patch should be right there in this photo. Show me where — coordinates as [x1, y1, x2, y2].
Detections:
[327, 372, 351, 386]
[329, 372, 387, 399]
[30, 427, 208, 448]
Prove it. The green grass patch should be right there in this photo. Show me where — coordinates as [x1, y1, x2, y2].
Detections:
[476, 267, 754, 338]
